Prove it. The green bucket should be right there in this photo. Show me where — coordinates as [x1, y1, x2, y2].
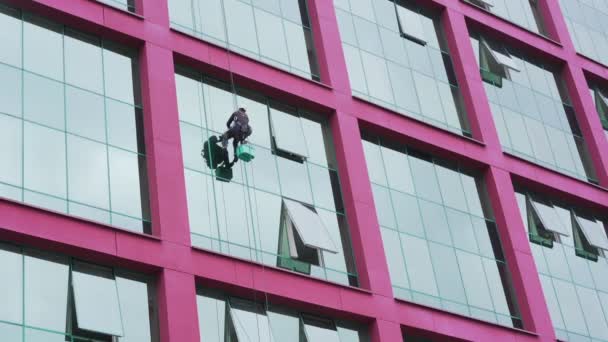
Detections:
[236, 143, 255, 162]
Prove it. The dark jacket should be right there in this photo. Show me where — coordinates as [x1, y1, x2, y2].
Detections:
[227, 109, 250, 132]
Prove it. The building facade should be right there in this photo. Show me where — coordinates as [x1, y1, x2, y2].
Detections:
[1, 0, 608, 341]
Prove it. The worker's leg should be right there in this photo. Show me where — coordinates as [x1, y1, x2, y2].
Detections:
[221, 126, 239, 148]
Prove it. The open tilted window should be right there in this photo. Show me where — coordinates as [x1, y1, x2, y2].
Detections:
[269, 104, 309, 162]
[574, 215, 608, 252]
[594, 89, 608, 130]
[71, 261, 124, 338]
[302, 315, 341, 342]
[228, 298, 275, 342]
[529, 198, 570, 237]
[395, 4, 426, 45]
[468, 0, 495, 10]
[278, 198, 338, 273]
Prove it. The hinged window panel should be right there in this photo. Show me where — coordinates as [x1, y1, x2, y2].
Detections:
[302, 315, 341, 342]
[269, 107, 308, 160]
[530, 199, 570, 236]
[481, 40, 520, 72]
[575, 215, 608, 251]
[395, 4, 427, 45]
[283, 198, 338, 254]
[228, 299, 275, 342]
[72, 261, 124, 337]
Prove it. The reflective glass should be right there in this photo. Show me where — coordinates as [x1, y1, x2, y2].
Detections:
[463, 0, 544, 34]
[72, 262, 123, 336]
[177, 71, 356, 285]
[520, 189, 608, 340]
[0, 6, 21, 67]
[560, 0, 608, 66]
[24, 252, 69, 332]
[197, 294, 227, 342]
[364, 136, 519, 327]
[336, 0, 468, 135]
[169, 0, 319, 80]
[0, 244, 22, 324]
[471, 35, 596, 182]
[0, 7, 149, 232]
[229, 300, 274, 342]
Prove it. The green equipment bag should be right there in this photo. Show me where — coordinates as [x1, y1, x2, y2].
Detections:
[236, 143, 255, 162]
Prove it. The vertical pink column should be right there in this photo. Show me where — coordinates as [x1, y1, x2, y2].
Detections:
[157, 269, 201, 342]
[140, 41, 191, 244]
[442, 7, 502, 150]
[370, 319, 403, 342]
[138, 0, 170, 27]
[541, 0, 608, 185]
[485, 167, 556, 338]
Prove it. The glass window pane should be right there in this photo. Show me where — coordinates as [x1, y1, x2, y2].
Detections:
[435, 165, 468, 212]
[531, 199, 570, 236]
[456, 250, 494, 311]
[103, 49, 134, 105]
[446, 208, 479, 253]
[277, 156, 312, 204]
[552, 279, 588, 336]
[303, 319, 341, 342]
[0, 7, 21, 67]
[270, 108, 308, 158]
[0, 244, 22, 324]
[380, 228, 409, 289]
[106, 99, 140, 153]
[576, 285, 608, 340]
[72, 262, 123, 336]
[429, 242, 467, 304]
[66, 86, 106, 143]
[0, 114, 22, 187]
[255, 9, 289, 66]
[285, 23, 313, 76]
[408, 155, 441, 203]
[268, 310, 299, 341]
[67, 135, 110, 210]
[387, 62, 420, 115]
[175, 74, 203, 127]
[0, 321, 21, 342]
[391, 190, 424, 237]
[396, 5, 426, 43]
[343, 45, 368, 95]
[371, 184, 395, 229]
[359, 51, 394, 104]
[108, 147, 144, 222]
[225, 0, 259, 55]
[413, 71, 446, 125]
[419, 199, 452, 245]
[283, 198, 337, 253]
[362, 139, 386, 186]
[197, 294, 226, 342]
[24, 252, 69, 332]
[483, 259, 512, 316]
[23, 19, 63, 81]
[200, 0, 226, 43]
[576, 216, 608, 251]
[0, 63, 22, 117]
[25, 327, 65, 342]
[23, 72, 65, 130]
[229, 300, 274, 342]
[401, 234, 439, 296]
[309, 165, 337, 211]
[23, 123, 67, 198]
[381, 146, 414, 194]
[64, 34, 103, 93]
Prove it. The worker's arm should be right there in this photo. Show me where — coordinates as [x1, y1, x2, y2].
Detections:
[226, 112, 236, 128]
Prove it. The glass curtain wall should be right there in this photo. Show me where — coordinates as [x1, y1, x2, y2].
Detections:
[176, 68, 357, 287]
[168, 0, 320, 81]
[559, 0, 608, 66]
[470, 34, 596, 183]
[0, 242, 157, 342]
[588, 83, 608, 142]
[335, 0, 469, 136]
[362, 135, 521, 328]
[515, 190, 608, 342]
[462, 0, 546, 35]
[0, 5, 151, 233]
[196, 288, 367, 342]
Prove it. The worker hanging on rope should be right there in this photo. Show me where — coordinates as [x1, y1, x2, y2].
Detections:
[219, 107, 253, 165]
[201, 107, 255, 182]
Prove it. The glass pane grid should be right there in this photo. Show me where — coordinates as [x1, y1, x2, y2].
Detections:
[0, 7, 150, 233]
[472, 35, 596, 183]
[177, 70, 357, 287]
[336, 0, 470, 136]
[518, 191, 608, 342]
[559, 0, 608, 67]
[0, 242, 153, 342]
[363, 136, 521, 328]
[462, 0, 544, 35]
[168, 0, 320, 80]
